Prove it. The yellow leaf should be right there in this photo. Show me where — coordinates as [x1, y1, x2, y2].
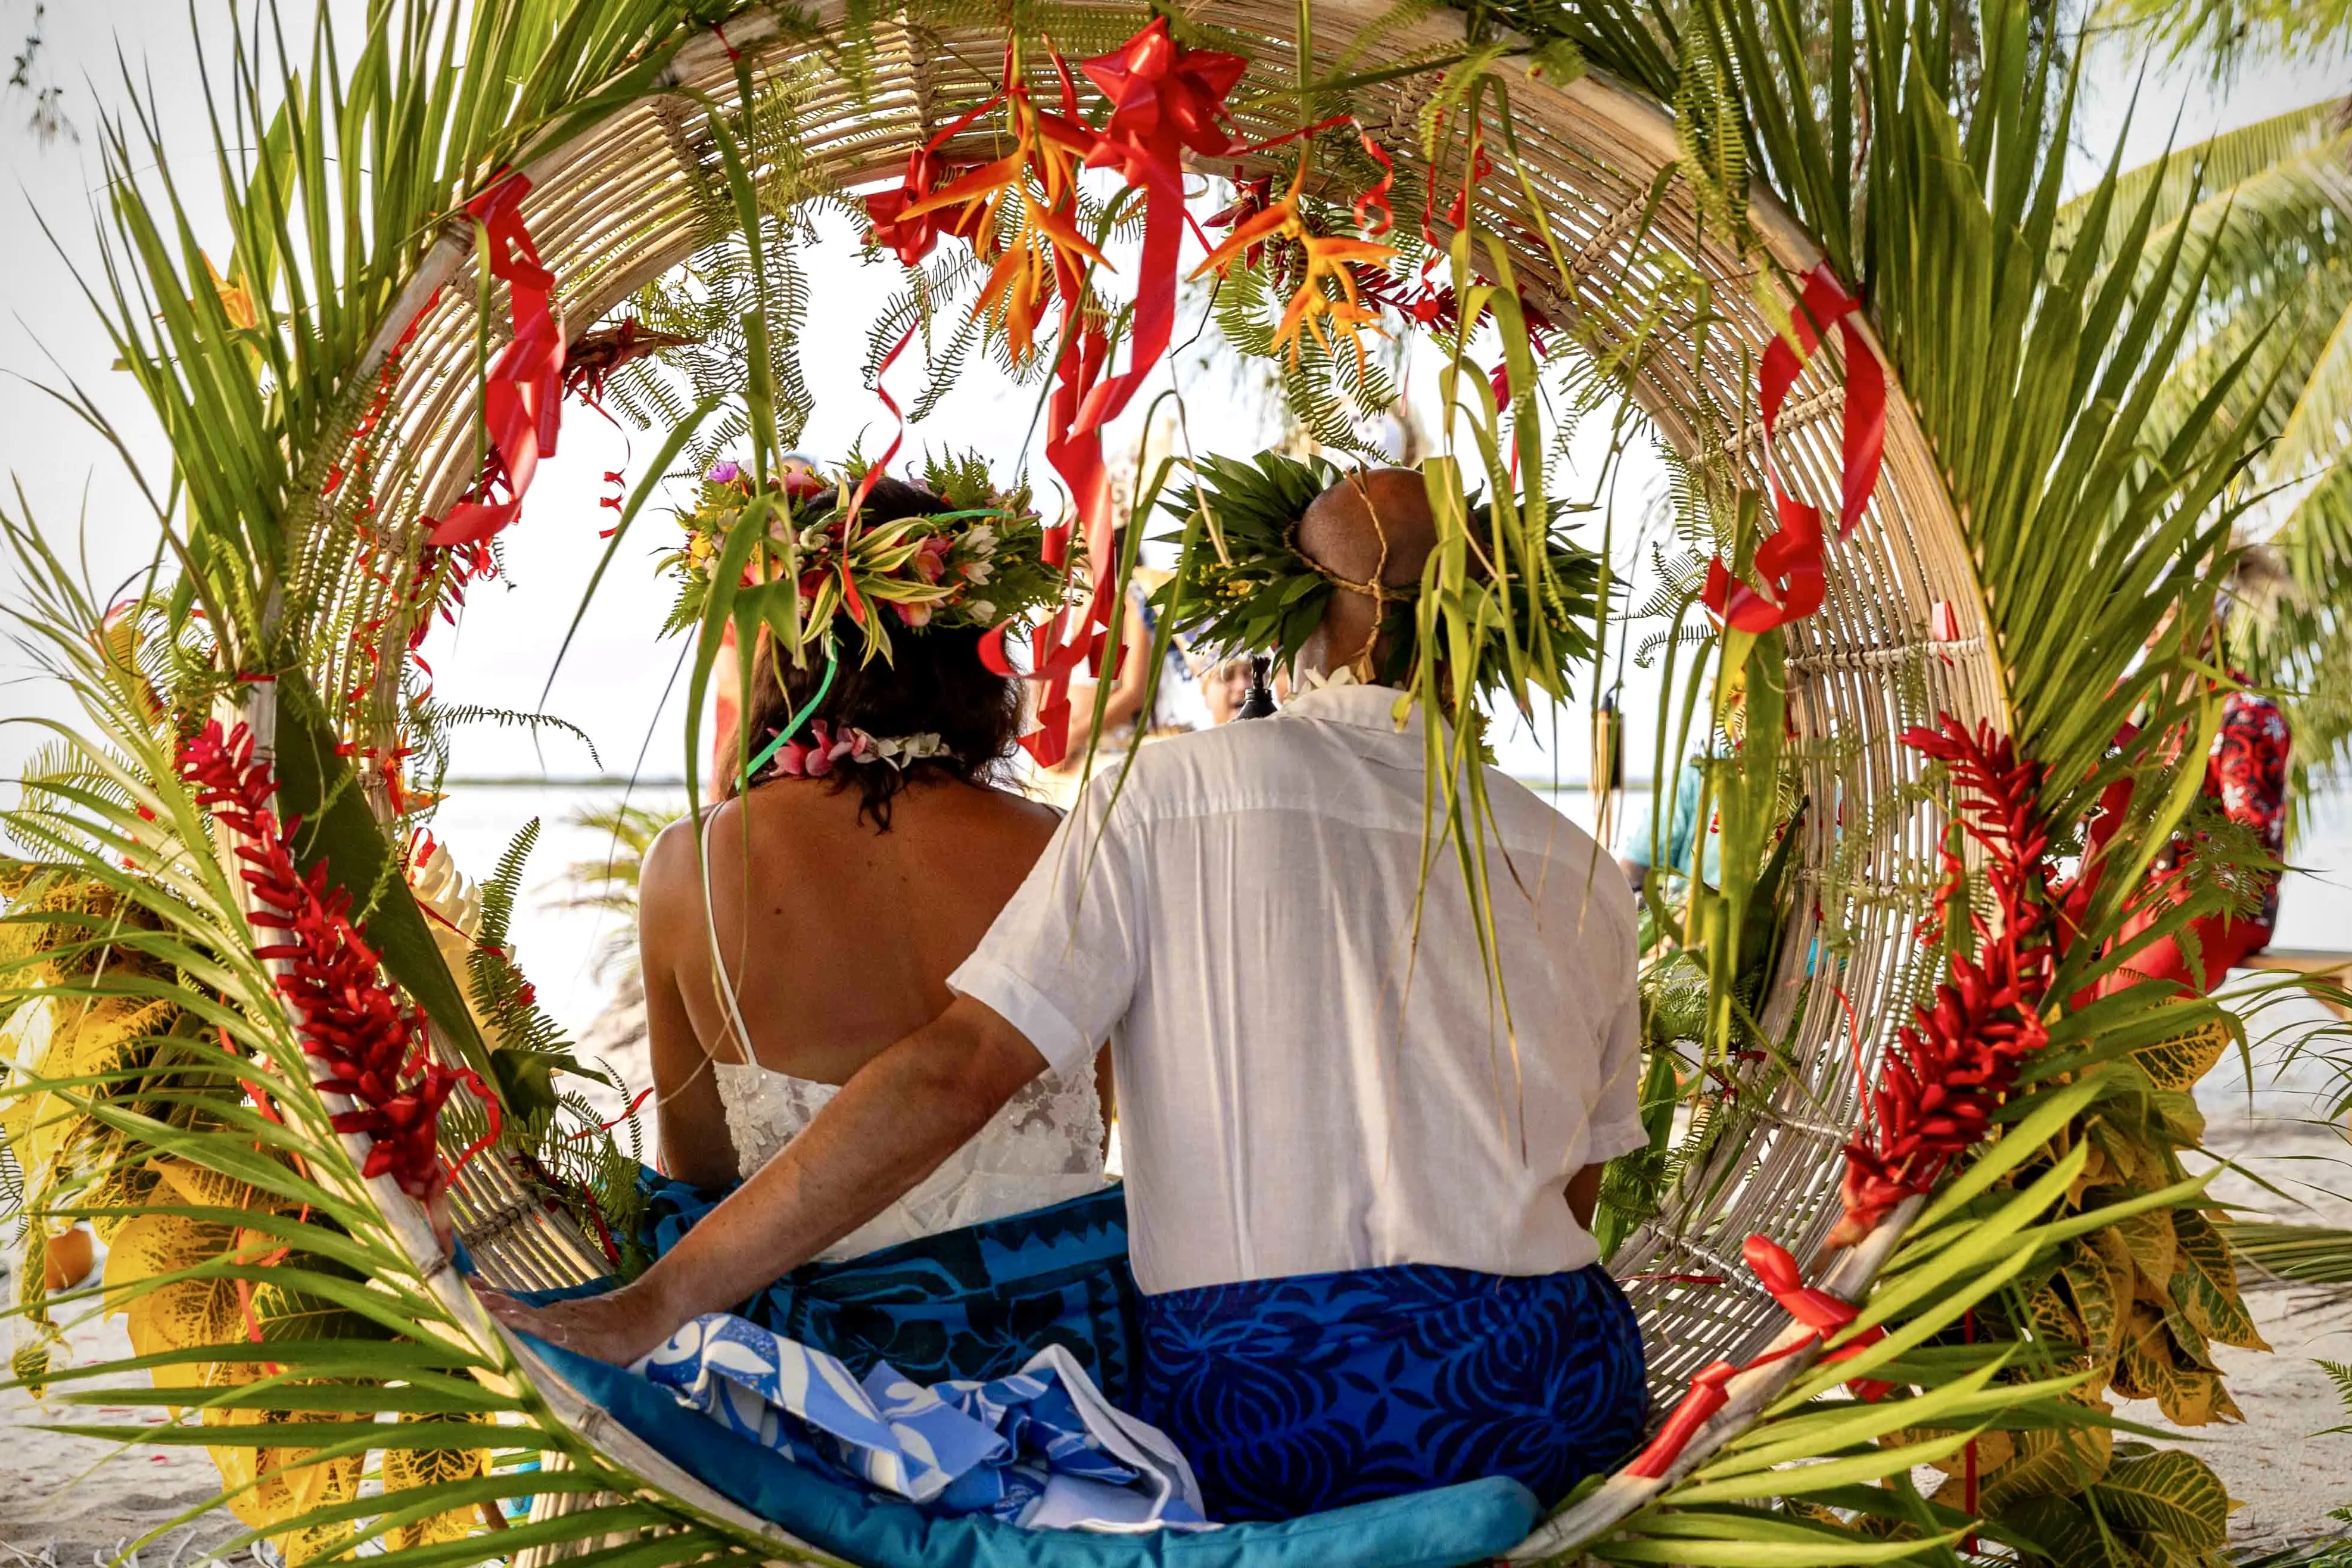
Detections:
[1980, 1420, 2114, 1511]
[2169, 1210, 2268, 1352]
[382, 1417, 493, 1549]
[2091, 1446, 2232, 1554]
[2150, 1089, 2205, 1148]
[2114, 1208, 2178, 1294]
[201, 253, 260, 332]
[2133, 1014, 2230, 1094]
[2025, 1280, 2083, 1350]
[2111, 1300, 2169, 1402]
[2068, 1139, 2112, 1205]
[2116, 1300, 2234, 1424]
[2062, 1240, 2124, 1369]
[2090, 1225, 2138, 1319]
[105, 1212, 245, 1355]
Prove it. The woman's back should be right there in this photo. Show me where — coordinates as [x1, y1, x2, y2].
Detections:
[644, 777, 1060, 1086]
[629, 466, 1108, 1251]
[641, 776, 1102, 1256]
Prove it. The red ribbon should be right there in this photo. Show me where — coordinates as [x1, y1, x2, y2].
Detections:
[568, 1084, 657, 1141]
[1701, 265, 1887, 633]
[843, 322, 917, 549]
[1623, 1234, 1890, 1479]
[428, 173, 565, 548]
[999, 23, 1246, 767]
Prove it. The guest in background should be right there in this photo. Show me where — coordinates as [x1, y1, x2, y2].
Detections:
[1617, 668, 1744, 899]
[1197, 655, 1255, 726]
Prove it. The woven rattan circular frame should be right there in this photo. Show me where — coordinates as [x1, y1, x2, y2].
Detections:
[313, 3, 2006, 1557]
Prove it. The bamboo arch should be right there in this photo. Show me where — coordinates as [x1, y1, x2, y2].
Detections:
[263, 2, 2006, 1556]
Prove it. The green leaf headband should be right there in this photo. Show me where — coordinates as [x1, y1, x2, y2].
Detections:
[1154, 449, 1608, 699]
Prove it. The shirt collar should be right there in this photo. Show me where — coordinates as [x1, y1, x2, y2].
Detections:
[1281, 680, 1424, 735]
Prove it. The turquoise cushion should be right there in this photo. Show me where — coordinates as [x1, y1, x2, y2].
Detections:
[522, 1333, 1539, 1568]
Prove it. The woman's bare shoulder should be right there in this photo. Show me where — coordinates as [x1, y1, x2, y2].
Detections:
[972, 780, 1066, 836]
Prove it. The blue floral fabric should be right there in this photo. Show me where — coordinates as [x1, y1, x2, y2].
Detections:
[643, 1174, 1141, 1404]
[1134, 1262, 1648, 1522]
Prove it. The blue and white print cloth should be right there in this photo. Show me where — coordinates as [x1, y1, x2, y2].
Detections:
[1136, 1261, 1648, 1522]
[636, 1313, 1212, 1532]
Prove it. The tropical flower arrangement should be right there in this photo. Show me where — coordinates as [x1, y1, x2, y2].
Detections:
[658, 453, 1067, 664]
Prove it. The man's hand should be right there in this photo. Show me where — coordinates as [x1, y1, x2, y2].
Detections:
[476, 1283, 679, 1367]
[480, 997, 1049, 1362]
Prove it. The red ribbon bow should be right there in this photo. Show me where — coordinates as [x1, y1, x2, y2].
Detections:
[1081, 18, 1246, 175]
[1624, 1234, 1891, 1480]
[983, 21, 1246, 767]
[1701, 265, 1887, 633]
[428, 173, 566, 549]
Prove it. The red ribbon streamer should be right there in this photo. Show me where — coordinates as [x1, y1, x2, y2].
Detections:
[568, 1085, 657, 1141]
[1624, 1234, 1890, 1480]
[1006, 23, 1245, 767]
[843, 322, 917, 549]
[428, 172, 565, 548]
[1701, 265, 1887, 633]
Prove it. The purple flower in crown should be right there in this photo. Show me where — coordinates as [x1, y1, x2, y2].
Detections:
[706, 460, 742, 485]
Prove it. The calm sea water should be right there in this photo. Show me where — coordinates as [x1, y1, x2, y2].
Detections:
[430, 780, 2352, 1123]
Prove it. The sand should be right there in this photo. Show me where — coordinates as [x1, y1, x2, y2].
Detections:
[0, 1299, 250, 1564]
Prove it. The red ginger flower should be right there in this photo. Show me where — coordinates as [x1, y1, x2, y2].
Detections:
[1830, 715, 2057, 1248]
[178, 721, 496, 1215]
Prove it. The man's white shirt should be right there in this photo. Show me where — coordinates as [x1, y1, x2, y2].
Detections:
[950, 682, 1647, 1296]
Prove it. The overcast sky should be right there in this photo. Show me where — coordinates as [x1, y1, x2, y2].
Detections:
[2, 2, 2345, 798]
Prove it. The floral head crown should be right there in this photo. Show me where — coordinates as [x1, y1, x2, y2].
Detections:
[661, 451, 1066, 662]
[1155, 449, 1606, 696]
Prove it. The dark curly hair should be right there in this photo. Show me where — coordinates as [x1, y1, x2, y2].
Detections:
[718, 477, 1026, 828]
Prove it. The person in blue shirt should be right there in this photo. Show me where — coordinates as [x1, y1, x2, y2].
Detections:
[1616, 671, 1743, 896]
[1618, 756, 1721, 894]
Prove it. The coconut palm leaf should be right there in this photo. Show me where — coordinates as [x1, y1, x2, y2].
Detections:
[2066, 99, 2352, 802]
[2090, 0, 2352, 74]
[1688, 0, 2258, 845]
[2055, 101, 2344, 266]
[2218, 1219, 2352, 1287]
[0, 507, 788, 1567]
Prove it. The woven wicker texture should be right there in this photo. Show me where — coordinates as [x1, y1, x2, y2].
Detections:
[312, 0, 2002, 1551]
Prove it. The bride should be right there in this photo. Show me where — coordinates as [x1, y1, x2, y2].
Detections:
[637, 469, 1110, 1257]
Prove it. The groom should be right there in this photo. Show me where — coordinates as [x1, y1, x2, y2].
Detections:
[489, 468, 1651, 1519]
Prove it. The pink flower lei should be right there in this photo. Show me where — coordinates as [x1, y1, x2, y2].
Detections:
[764, 720, 950, 780]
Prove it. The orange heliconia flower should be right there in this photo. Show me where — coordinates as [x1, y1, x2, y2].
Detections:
[1190, 166, 1398, 375]
[899, 64, 1107, 366]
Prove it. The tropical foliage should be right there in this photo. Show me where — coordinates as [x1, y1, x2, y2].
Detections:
[2054, 98, 2352, 817]
[0, 0, 2332, 1565]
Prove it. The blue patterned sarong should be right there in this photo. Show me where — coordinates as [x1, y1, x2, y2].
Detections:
[643, 1174, 1141, 1404]
[1134, 1262, 1648, 1522]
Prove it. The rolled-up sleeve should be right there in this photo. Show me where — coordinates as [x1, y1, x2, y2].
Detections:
[948, 775, 1145, 1079]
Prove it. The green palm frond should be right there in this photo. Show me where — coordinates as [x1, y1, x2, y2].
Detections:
[2080, 98, 2352, 798]
[2055, 101, 2344, 266]
[2218, 1219, 2352, 1287]
[1697, 0, 2261, 851]
[0, 503, 760, 1568]
[2090, 0, 2352, 74]
[6, 1, 2312, 1563]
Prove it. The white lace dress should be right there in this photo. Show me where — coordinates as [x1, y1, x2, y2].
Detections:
[712, 1055, 1109, 1261]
